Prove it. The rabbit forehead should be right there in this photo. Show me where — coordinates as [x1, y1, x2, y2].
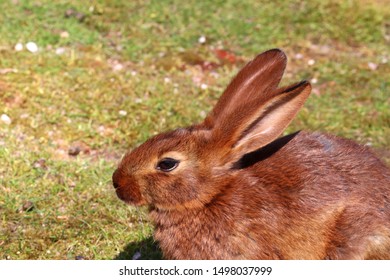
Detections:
[147, 128, 197, 156]
[122, 128, 202, 171]
[160, 151, 187, 161]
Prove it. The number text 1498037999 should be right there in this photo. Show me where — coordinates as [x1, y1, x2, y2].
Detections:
[212, 266, 272, 276]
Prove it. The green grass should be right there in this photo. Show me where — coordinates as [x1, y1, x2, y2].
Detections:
[0, 0, 389, 260]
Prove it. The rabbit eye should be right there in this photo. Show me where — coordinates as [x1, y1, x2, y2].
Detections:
[156, 158, 180, 172]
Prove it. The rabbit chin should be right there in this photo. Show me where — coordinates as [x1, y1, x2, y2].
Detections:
[151, 198, 208, 212]
[115, 187, 147, 206]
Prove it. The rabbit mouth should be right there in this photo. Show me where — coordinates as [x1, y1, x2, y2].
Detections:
[112, 169, 147, 206]
[115, 188, 146, 206]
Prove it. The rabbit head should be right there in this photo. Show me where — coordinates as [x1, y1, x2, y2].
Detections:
[112, 49, 311, 211]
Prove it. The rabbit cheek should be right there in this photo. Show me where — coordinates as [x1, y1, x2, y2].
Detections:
[144, 174, 200, 210]
[143, 174, 175, 207]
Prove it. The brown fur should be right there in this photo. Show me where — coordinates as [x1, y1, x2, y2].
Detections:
[112, 49, 390, 259]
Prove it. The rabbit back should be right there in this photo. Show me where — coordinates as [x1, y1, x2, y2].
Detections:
[243, 131, 390, 259]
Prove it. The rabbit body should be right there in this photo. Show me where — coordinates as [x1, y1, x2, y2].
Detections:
[113, 49, 390, 259]
[149, 131, 390, 260]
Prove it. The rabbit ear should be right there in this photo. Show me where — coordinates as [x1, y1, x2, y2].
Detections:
[208, 80, 311, 165]
[203, 49, 287, 131]
[230, 81, 311, 160]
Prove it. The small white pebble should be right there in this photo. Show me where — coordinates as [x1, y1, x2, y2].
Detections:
[295, 53, 303, 60]
[0, 68, 17, 74]
[119, 110, 127, 116]
[112, 63, 124, 71]
[1, 114, 11, 125]
[210, 72, 220, 79]
[55, 47, 66, 55]
[199, 111, 207, 118]
[368, 62, 378, 71]
[200, 83, 208, 90]
[131, 70, 137, 76]
[132, 251, 142, 260]
[14, 43, 23, 51]
[312, 88, 321, 95]
[134, 98, 142, 104]
[46, 250, 51, 254]
[381, 57, 388, 64]
[164, 77, 171, 84]
[26, 42, 38, 53]
[60, 31, 69, 38]
[310, 78, 318, 84]
[307, 59, 315, 66]
[192, 76, 201, 84]
[198, 35, 206, 44]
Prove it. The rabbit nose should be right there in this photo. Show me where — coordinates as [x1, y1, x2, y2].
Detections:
[112, 169, 122, 189]
[113, 180, 120, 189]
[112, 169, 146, 205]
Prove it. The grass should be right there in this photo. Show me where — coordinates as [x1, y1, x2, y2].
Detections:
[0, 0, 389, 260]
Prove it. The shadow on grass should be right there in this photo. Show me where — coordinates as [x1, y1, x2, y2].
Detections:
[115, 236, 163, 260]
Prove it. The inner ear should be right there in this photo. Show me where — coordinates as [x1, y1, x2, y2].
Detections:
[230, 81, 311, 162]
[236, 81, 308, 145]
[203, 49, 287, 131]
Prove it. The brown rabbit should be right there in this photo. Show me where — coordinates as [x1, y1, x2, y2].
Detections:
[112, 49, 390, 259]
